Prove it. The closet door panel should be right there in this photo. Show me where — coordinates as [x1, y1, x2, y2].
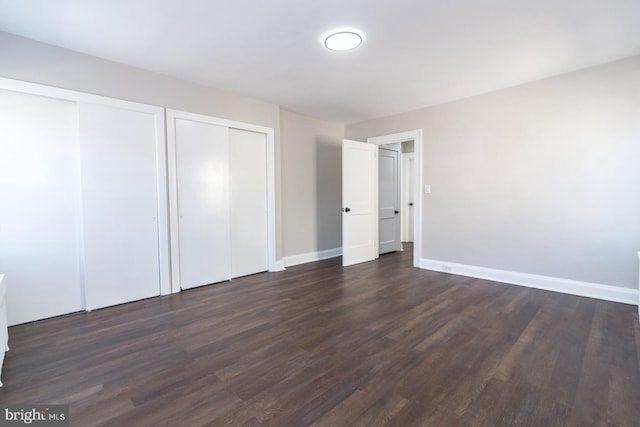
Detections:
[175, 119, 231, 289]
[0, 89, 83, 325]
[79, 103, 161, 310]
[229, 128, 268, 278]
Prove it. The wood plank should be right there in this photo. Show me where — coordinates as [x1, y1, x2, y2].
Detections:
[1, 244, 638, 426]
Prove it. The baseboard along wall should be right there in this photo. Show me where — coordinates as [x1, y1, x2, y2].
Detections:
[283, 247, 342, 268]
[420, 258, 638, 306]
[280, 247, 638, 306]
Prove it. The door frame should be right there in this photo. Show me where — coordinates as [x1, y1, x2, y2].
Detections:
[367, 130, 423, 268]
[166, 109, 277, 293]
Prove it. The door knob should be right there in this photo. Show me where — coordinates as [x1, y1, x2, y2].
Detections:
[394, 210, 399, 214]
[343, 207, 351, 212]
[409, 203, 413, 206]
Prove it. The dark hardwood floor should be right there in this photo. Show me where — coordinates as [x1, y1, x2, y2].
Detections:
[1, 245, 639, 426]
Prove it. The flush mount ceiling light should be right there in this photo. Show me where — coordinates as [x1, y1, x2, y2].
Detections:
[323, 30, 363, 51]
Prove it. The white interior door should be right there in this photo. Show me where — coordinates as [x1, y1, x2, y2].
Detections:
[79, 103, 162, 310]
[402, 153, 415, 242]
[342, 139, 378, 266]
[0, 90, 83, 325]
[379, 146, 401, 254]
[174, 119, 231, 289]
[229, 128, 268, 278]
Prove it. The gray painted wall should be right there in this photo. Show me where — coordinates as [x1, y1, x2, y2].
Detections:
[281, 109, 344, 257]
[402, 140, 415, 153]
[347, 55, 640, 289]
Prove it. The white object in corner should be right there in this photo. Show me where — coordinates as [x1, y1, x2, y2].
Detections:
[0, 274, 8, 386]
[420, 258, 639, 306]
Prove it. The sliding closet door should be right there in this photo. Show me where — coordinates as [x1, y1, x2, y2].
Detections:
[79, 103, 162, 310]
[229, 128, 268, 278]
[0, 89, 83, 325]
[174, 119, 231, 289]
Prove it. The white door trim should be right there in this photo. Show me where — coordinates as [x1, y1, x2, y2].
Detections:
[166, 109, 277, 293]
[368, 130, 423, 268]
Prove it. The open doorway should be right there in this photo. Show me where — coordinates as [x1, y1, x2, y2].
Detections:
[378, 142, 401, 255]
[378, 140, 415, 257]
[401, 142, 416, 244]
[368, 130, 423, 268]
[341, 130, 422, 268]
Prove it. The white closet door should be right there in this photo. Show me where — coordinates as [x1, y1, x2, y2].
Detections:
[79, 103, 162, 310]
[175, 119, 231, 289]
[229, 128, 268, 278]
[0, 89, 83, 325]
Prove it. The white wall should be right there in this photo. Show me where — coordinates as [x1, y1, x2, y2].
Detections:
[0, 31, 285, 259]
[347, 55, 640, 289]
[280, 109, 344, 260]
[0, 32, 279, 128]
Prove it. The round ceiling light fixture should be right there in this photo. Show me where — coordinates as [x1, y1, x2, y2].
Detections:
[323, 30, 363, 51]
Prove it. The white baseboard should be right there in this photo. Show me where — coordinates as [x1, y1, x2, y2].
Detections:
[284, 247, 342, 268]
[420, 258, 638, 306]
[271, 260, 286, 272]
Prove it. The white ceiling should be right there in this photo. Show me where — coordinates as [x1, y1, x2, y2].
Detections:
[1, 0, 639, 123]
